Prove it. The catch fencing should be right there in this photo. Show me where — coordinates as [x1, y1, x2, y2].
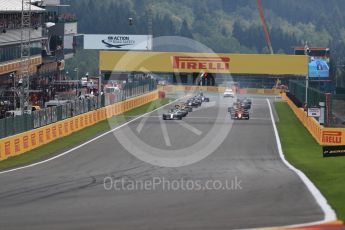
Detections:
[288, 80, 337, 127]
[0, 80, 156, 139]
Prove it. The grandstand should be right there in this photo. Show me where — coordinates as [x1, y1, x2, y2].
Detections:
[0, 0, 78, 118]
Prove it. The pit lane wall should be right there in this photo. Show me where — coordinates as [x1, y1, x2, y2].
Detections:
[158, 85, 282, 95]
[282, 93, 345, 146]
[0, 90, 158, 161]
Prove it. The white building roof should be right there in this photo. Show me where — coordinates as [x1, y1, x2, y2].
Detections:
[0, 0, 45, 13]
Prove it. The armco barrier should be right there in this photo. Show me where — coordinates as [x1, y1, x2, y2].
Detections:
[0, 90, 158, 161]
[282, 93, 345, 146]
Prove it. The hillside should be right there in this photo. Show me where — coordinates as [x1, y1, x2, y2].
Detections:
[63, 0, 345, 83]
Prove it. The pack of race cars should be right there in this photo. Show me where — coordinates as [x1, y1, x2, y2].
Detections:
[228, 98, 252, 120]
[162, 93, 209, 120]
[162, 92, 252, 121]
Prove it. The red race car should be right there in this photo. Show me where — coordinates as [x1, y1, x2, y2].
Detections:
[228, 105, 250, 120]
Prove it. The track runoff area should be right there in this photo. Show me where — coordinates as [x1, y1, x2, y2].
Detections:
[0, 91, 338, 229]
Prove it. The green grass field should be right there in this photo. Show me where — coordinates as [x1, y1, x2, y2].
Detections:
[274, 102, 345, 221]
[0, 98, 174, 171]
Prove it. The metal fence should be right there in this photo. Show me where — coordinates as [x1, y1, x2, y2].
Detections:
[288, 80, 338, 127]
[288, 80, 328, 107]
[332, 94, 345, 127]
[0, 80, 156, 139]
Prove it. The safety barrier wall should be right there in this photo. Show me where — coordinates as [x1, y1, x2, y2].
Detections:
[0, 90, 159, 161]
[282, 93, 345, 146]
[238, 88, 282, 95]
[158, 85, 282, 95]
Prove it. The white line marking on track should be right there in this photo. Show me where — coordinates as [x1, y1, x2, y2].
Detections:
[158, 109, 172, 146]
[177, 120, 202, 135]
[136, 100, 157, 133]
[265, 98, 337, 228]
[0, 97, 182, 175]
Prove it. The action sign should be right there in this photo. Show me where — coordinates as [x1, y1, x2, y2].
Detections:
[307, 107, 321, 117]
[323, 145, 345, 157]
[84, 34, 152, 50]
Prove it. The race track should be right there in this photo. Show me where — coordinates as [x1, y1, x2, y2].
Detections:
[0, 93, 324, 229]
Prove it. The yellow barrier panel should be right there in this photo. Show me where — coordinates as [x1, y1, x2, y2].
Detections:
[264, 89, 272, 94]
[73, 117, 78, 131]
[112, 104, 116, 115]
[0, 138, 5, 160]
[97, 110, 101, 122]
[30, 130, 38, 150]
[92, 111, 97, 124]
[21, 133, 30, 153]
[158, 85, 281, 95]
[88, 113, 92, 125]
[102, 108, 106, 120]
[283, 93, 345, 146]
[0, 138, 4, 160]
[38, 128, 46, 145]
[0, 90, 159, 160]
[70, 118, 75, 133]
[246, 88, 258, 94]
[3, 137, 13, 159]
[79, 116, 85, 129]
[57, 122, 64, 138]
[63, 119, 70, 136]
[13, 134, 23, 156]
[106, 107, 111, 118]
[256, 89, 265, 94]
[120, 101, 125, 113]
[90, 111, 94, 125]
[206, 86, 219, 93]
[45, 125, 53, 144]
[51, 124, 58, 140]
[21, 132, 30, 154]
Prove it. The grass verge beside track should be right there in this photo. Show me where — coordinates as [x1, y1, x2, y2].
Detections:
[0, 98, 174, 171]
[274, 102, 345, 221]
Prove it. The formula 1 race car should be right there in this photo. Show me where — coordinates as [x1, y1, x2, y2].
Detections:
[186, 98, 201, 108]
[229, 108, 250, 120]
[228, 103, 250, 120]
[175, 103, 193, 112]
[198, 93, 210, 102]
[162, 109, 184, 120]
[192, 96, 203, 105]
[174, 106, 189, 117]
[236, 98, 252, 110]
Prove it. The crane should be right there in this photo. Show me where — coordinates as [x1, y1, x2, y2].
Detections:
[256, 0, 274, 54]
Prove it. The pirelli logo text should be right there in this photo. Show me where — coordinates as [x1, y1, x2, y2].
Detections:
[173, 56, 230, 71]
[322, 131, 342, 144]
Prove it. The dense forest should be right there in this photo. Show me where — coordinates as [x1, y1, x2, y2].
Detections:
[63, 0, 345, 86]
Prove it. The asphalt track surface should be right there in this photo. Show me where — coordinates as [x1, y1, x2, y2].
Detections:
[0, 93, 324, 230]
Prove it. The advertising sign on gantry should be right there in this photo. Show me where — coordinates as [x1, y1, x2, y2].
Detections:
[84, 34, 152, 51]
[100, 51, 308, 75]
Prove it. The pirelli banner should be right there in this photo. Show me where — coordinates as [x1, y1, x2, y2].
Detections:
[99, 51, 308, 75]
